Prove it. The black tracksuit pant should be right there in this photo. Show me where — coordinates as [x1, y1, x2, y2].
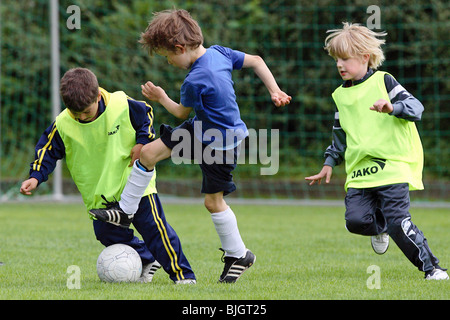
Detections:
[344, 183, 440, 272]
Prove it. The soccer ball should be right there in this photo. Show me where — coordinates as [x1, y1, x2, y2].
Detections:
[96, 244, 142, 283]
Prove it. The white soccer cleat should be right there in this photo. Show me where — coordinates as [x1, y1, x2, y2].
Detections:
[175, 279, 197, 284]
[425, 267, 449, 280]
[371, 232, 389, 255]
[138, 260, 161, 283]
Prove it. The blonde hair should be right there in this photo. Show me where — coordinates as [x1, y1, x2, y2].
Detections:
[324, 22, 387, 69]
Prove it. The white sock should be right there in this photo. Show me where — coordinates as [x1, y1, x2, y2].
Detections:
[211, 206, 246, 258]
[119, 160, 154, 215]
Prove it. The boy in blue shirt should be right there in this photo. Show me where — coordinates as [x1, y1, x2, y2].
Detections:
[90, 9, 291, 283]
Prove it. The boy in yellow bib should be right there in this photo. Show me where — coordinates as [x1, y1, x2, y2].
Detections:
[306, 23, 447, 280]
[20, 68, 196, 284]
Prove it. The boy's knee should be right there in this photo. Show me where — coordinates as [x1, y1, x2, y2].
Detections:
[204, 195, 227, 213]
[345, 214, 374, 235]
[204, 197, 217, 213]
[345, 218, 366, 234]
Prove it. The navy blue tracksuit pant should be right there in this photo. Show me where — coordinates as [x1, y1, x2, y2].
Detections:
[345, 183, 440, 272]
[93, 193, 195, 282]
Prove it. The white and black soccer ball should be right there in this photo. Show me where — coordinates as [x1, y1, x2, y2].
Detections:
[96, 244, 142, 283]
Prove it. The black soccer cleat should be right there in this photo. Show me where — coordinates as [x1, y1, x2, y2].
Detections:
[218, 248, 256, 283]
[89, 195, 133, 229]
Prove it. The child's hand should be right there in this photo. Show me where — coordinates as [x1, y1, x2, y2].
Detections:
[129, 144, 144, 167]
[271, 91, 292, 107]
[305, 166, 333, 185]
[141, 81, 167, 103]
[370, 99, 393, 113]
[19, 178, 39, 195]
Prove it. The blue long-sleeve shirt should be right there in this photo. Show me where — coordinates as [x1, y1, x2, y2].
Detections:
[29, 94, 155, 185]
[324, 69, 425, 167]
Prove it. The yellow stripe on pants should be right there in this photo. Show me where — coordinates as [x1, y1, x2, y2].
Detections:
[148, 194, 184, 280]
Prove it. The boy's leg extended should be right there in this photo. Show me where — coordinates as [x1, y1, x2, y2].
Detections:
[377, 183, 440, 272]
[93, 219, 155, 264]
[89, 139, 170, 227]
[119, 139, 171, 215]
[119, 118, 194, 216]
[133, 194, 196, 282]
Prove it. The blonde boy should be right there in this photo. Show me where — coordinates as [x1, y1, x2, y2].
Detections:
[306, 23, 447, 280]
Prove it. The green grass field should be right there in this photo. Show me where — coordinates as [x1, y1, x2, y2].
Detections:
[0, 201, 448, 300]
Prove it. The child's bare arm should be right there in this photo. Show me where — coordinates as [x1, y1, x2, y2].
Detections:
[242, 54, 291, 107]
[141, 81, 192, 119]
